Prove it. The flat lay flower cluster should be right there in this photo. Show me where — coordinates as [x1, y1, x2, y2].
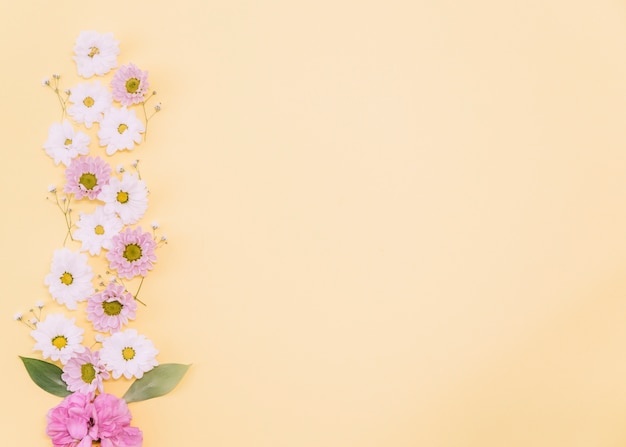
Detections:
[15, 31, 188, 447]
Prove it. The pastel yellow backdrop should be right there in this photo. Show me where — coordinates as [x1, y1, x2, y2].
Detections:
[2, 0, 626, 446]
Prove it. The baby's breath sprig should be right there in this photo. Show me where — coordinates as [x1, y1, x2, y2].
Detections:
[47, 187, 74, 245]
[140, 91, 159, 141]
[42, 74, 70, 121]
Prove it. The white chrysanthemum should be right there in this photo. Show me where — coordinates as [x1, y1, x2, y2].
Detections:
[98, 107, 145, 155]
[73, 31, 120, 78]
[100, 329, 158, 379]
[42, 120, 90, 166]
[98, 173, 148, 224]
[44, 248, 94, 310]
[68, 81, 112, 128]
[30, 314, 85, 364]
[74, 206, 124, 255]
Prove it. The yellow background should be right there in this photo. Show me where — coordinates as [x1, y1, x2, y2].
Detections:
[3, 0, 626, 445]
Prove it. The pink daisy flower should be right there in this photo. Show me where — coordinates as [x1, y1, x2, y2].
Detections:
[93, 393, 143, 446]
[87, 282, 137, 333]
[110, 63, 150, 106]
[106, 227, 157, 279]
[61, 348, 110, 395]
[64, 156, 112, 200]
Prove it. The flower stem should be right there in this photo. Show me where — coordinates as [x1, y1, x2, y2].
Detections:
[134, 277, 147, 306]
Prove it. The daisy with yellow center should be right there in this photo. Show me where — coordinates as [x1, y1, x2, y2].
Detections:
[98, 173, 148, 224]
[110, 62, 150, 106]
[100, 329, 158, 379]
[44, 248, 94, 310]
[61, 348, 110, 395]
[67, 81, 112, 128]
[30, 314, 85, 364]
[64, 155, 112, 200]
[74, 206, 123, 256]
[73, 30, 119, 78]
[106, 227, 157, 279]
[87, 282, 137, 333]
[42, 120, 90, 167]
[97, 106, 145, 155]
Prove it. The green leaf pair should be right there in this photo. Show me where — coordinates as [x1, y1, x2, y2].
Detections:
[20, 357, 190, 403]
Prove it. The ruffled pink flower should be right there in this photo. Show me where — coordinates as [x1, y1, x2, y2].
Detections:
[110, 63, 150, 106]
[93, 393, 143, 447]
[65, 156, 112, 200]
[61, 348, 110, 395]
[46, 392, 97, 447]
[46, 393, 142, 447]
[87, 282, 137, 333]
[106, 227, 157, 279]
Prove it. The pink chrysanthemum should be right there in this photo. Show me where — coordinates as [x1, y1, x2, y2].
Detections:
[87, 282, 137, 333]
[110, 63, 150, 106]
[61, 348, 110, 395]
[46, 392, 97, 447]
[64, 156, 112, 200]
[106, 227, 157, 279]
[93, 393, 143, 447]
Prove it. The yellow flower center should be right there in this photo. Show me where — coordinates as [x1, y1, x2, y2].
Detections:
[79, 173, 97, 190]
[118, 123, 128, 134]
[60, 272, 73, 285]
[123, 243, 142, 262]
[102, 300, 123, 316]
[52, 335, 68, 350]
[94, 225, 105, 235]
[122, 347, 136, 361]
[64, 138, 72, 146]
[125, 78, 140, 93]
[88, 47, 100, 58]
[81, 363, 96, 384]
[83, 96, 95, 107]
[116, 191, 129, 204]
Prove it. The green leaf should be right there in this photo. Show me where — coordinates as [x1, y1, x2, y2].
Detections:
[19, 356, 71, 397]
[123, 363, 190, 403]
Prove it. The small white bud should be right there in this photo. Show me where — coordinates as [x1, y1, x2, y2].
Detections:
[13, 312, 22, 321]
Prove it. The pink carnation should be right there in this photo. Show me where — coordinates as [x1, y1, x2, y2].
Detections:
[64, 156, 112, 200]
[87, 282, 138, 333]
[106, 227, 157, 279]
[110, 63, 150, 106]
[46, 392, 97, 447]
[93, 393, 143, 447]
[46, 393, 142, 447]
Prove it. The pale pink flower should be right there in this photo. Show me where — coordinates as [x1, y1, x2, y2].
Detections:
[93, 393, 143, 446]
[106, 227, 157, 279]
[87, 282, 137, 333]
[64, 156, 112, 200]
[61, 348, 110, 395]
[110, 63, 150, 106]
[46, 392, 97, 447]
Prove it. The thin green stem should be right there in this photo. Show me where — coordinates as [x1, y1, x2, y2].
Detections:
[134, 276, 147, 306]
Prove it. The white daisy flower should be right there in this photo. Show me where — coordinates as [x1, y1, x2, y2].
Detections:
[73, 31, 120, 78]
[100, 329, 158, 379]
[98, 107, 145, 155]
[68, 81, 112, 128]
[74, 206, 124, 255]
[98, 173, 148, 224]
[30, 314, 85, 364]
[42, 120, 90, 166]
[44, 248, 94, 310]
